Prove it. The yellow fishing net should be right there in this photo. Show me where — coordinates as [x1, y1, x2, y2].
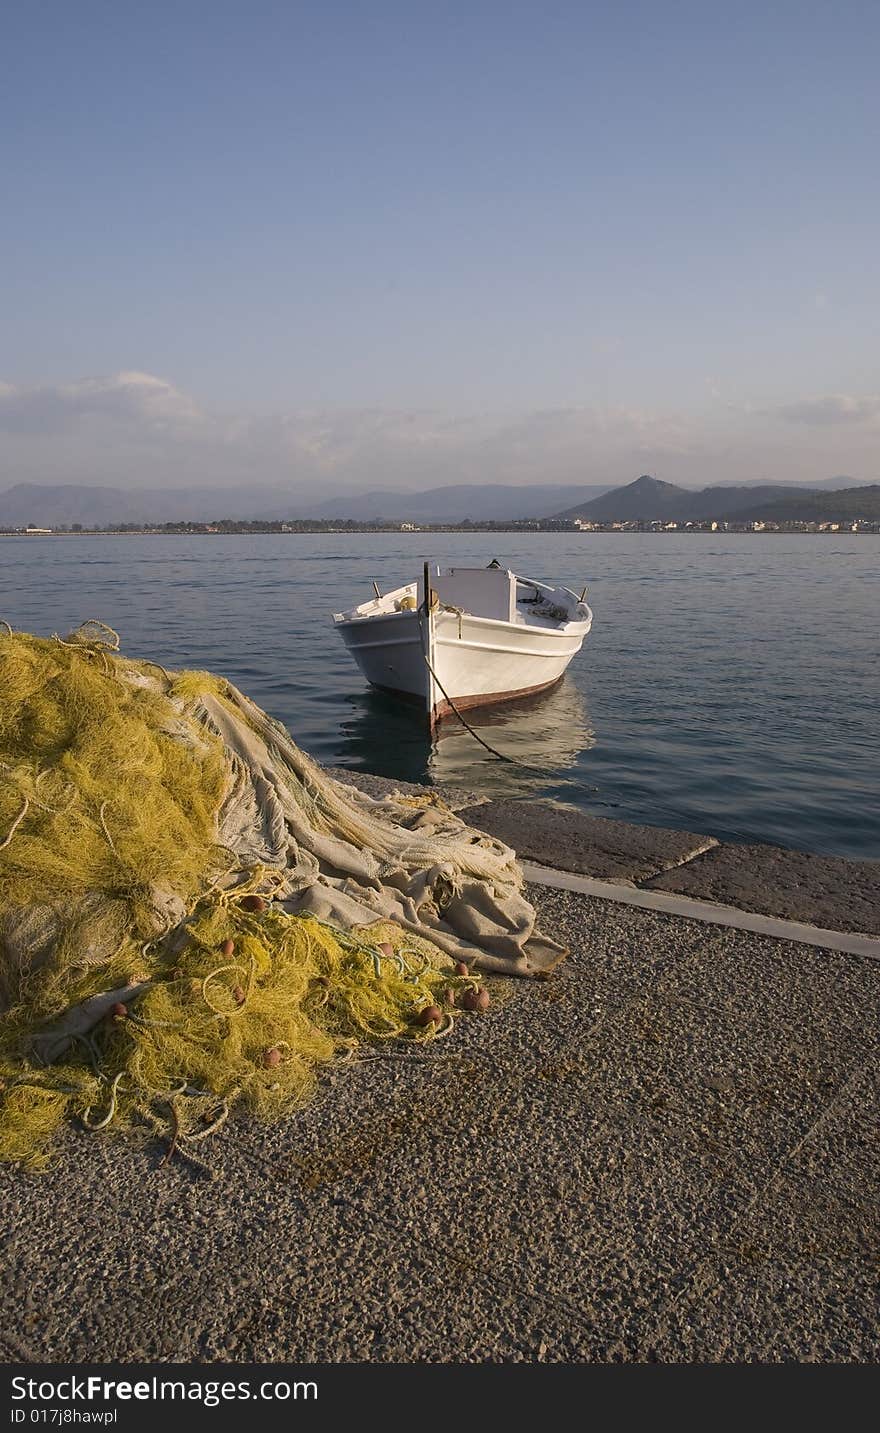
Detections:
[0, 622, 561, 1168]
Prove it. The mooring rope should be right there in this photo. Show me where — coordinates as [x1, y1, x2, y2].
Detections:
[416, 612, 610, 802]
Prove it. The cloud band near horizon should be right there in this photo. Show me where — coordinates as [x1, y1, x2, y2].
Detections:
[0, 372, 876, 492]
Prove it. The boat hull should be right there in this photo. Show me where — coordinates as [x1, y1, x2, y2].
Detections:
[433, 673, 564, 720]
[371, 671, 564, 717]
[334, 610, 430, 703]
[335, 604, 588, 727]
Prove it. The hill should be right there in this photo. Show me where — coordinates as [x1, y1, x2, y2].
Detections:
[725, 484, 880, 523]
[551, 475, 804, 522]
[554, 474, 685, 521]
[553, 475, 879, 524]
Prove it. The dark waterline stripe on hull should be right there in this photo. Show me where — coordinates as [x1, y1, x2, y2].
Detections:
[369, 673, 564, 727]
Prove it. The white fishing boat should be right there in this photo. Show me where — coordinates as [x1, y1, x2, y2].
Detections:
[333, 561, 592, 729]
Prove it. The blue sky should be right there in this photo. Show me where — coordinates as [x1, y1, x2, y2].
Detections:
[1, 0, 878, 491]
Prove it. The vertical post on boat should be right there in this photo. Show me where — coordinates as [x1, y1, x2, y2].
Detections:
[422, 560, 437, 733]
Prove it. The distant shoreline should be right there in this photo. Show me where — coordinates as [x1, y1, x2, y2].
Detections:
[1, 526, 878, 538]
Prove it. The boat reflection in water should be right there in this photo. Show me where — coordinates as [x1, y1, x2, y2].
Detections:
[336, 674, 595, 801]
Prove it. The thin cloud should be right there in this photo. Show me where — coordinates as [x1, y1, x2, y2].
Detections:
[0, 371, 203, 435]
[0, 371, 697, 487]
[775, 394, 880, 426]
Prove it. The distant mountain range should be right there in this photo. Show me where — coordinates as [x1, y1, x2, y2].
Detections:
[0, 475, 876, 529]
[294, 482, 613, 524]
[0, 481, 613, 527]
[553, 474, 880, 523]
[0, 483, 300, 528]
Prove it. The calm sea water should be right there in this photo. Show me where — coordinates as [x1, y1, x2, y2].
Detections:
[1, 533, 877, 858]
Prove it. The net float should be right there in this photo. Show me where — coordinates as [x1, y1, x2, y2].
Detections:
[110, 1002, 128, 1019]
[417, 1005, 443, 1026]
[263, 1046, 282, 1068]
[220, 938, 235, 957]
[240, 895, 265, 913]
[232, 985, 246, 1005]
[454, 962, 468, 976]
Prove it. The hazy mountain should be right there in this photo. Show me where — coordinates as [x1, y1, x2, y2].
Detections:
[0, 480, 614, 528]
[2, 476, 874, 529]
[799, 475, 874, 490]
[0, 484, 144, 527]
[299, 483, 613, 523]
[709, 475, 873, 489]
[0, 483, 310, 527]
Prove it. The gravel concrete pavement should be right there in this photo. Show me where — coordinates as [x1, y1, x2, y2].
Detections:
[2, 885, 877, 1364]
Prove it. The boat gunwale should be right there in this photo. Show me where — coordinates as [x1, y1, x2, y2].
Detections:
[334, 594, 592, 641]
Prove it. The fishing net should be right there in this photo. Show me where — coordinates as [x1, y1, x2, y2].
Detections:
[0, 622, 565, 1166]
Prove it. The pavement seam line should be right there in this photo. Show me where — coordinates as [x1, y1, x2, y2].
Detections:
[653, 835, 720, 875]
[521, 861, 880, 959]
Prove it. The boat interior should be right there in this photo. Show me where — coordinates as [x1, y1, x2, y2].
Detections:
[336, 565, 590, 630]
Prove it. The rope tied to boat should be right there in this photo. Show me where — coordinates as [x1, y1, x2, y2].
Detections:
[417, 611, 606, 799]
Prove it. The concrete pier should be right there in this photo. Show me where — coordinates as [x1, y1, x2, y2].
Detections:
[329, 772, 880, 938]
[1, 772, 877, 1364]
